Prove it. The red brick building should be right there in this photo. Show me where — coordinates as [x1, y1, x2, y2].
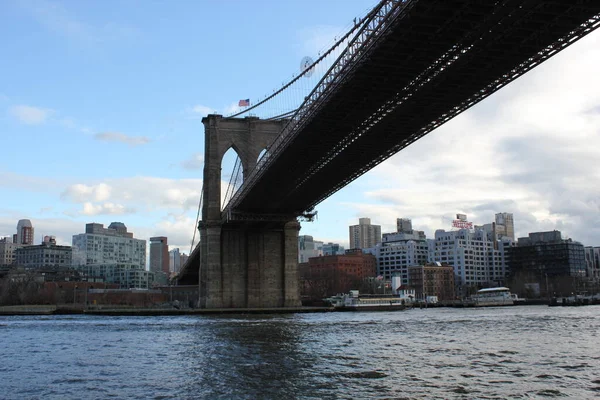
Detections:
[408, 262, 455, 301]
[299, 249, 377, 299]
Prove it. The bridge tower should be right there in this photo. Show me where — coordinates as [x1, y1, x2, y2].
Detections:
[198, 114, 301, 308]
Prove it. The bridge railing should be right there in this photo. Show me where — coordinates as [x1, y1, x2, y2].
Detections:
[223, 0, 413, 219]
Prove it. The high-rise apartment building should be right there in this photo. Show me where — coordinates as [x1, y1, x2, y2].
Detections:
[495, 213, 515, 240]
[150, 237, 169, 276]
[72, 222, 148, 288]
[396, 218, 413, 233]
[169, 248, 188, 274]
[366, 238, 429, 284]
[349, 218, 381, 249]
[16, 219, 34, 245]
[430, 228, 513, 294]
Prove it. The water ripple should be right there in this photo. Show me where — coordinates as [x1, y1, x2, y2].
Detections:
[0, 306, 599, 399]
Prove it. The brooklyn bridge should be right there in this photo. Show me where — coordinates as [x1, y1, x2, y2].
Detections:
[176, 0, 600, 308]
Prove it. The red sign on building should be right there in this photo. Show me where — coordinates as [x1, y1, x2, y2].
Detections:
[452, 220, 473, 229]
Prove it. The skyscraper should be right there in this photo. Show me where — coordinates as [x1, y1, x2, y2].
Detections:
[349, 217, 382, 249]
[150, 237, 169, 275]
[16, 219, 34, 245]
[495, 213, 515, 240]
[169, 248, 181, 274]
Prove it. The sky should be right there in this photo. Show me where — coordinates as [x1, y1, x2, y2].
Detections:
[1, 0, 599, 254]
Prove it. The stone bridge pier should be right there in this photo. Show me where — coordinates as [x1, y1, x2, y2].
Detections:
[198, 115, 301, 308]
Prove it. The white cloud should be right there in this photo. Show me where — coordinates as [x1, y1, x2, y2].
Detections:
[61, 177, 203, 212]
[61, 183, 112, 203]
[81, 202, 133, 216]
[9, 105, 53, 125]
[94, 132, 151, 146]
[182, 153, 204, 170]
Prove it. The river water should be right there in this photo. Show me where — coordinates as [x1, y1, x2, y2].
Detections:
[1, 306, 599, 399]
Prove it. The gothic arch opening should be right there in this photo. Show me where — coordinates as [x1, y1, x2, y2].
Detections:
[221, 147, 244, 210]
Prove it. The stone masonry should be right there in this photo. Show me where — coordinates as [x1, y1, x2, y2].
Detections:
[198, 115, 301, 308]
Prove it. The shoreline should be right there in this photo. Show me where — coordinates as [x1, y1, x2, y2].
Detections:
[0, 305, 334, 316]
[3, 300, 594, 316]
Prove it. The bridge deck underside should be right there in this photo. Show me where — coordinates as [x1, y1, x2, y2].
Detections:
[233, 0, 599, 215]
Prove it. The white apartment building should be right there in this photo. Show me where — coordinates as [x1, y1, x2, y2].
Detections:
[431, 228, 513, 294]
[365, 237, 429, 284]
[72, 222, 148, 288]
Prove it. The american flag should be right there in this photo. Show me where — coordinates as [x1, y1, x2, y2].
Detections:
[238, 99, 250, 107]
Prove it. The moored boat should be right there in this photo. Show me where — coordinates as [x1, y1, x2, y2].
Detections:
[326, 290, 408, 311]
[471, 287, 516, 307]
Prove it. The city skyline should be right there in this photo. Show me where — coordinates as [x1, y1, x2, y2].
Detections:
[1, 0, 599, 251]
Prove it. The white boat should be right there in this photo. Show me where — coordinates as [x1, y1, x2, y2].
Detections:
[471, 287, 515, 307]
[326, 290, 407, 311]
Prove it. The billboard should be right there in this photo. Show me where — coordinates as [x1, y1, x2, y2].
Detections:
[452, 219, 473, 230]
[456, 213, 467, 221]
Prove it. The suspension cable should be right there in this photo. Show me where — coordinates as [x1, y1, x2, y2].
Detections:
[222, 156, 241, 208]
[265, 108, 299, 121]
[231, 157, 243, 195]
[226, 16, 366, 119]
[190, 184, 203, 254]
